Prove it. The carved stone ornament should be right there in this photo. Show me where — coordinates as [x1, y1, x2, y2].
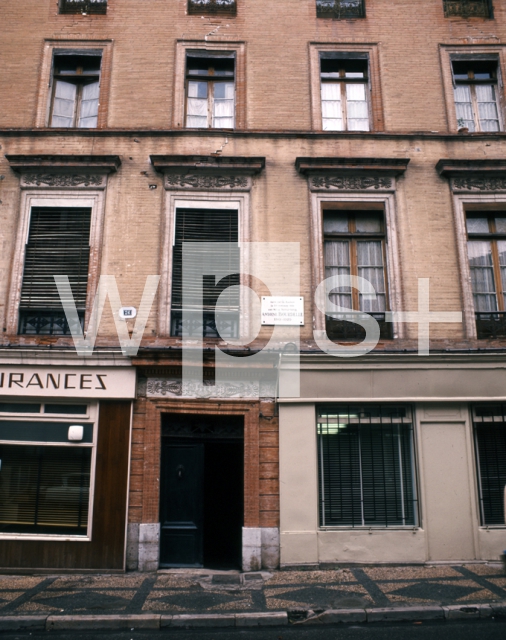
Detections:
[21, 173, 105, 188]
[310, 175, 394, 191]
[451, 177, 506, 192]
[164, 173, 250, 191]
[146, 377, 271, 399]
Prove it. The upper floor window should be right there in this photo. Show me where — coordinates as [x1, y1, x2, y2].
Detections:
[50, 53, 101, 128]
[187, 0, 237, 16]
[170, 208, 240, 338]
[18, 207, 91, 335]
[185, 53, 235, 129]
[443, 0, 493, 19]
[316, 0, 365, 19]
[59, 0, 107, 15]
[466, 212, 506, 338]
[323, 209, 392, 340]
[453, 59, 501, 132]
[321, 55, 370, 131]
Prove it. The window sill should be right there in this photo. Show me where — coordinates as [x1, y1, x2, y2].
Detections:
[0, 533, 91, 542]
[319, 526, 421, 531]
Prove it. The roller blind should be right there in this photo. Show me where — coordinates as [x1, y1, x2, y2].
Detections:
[171, 208, 239, 312]
[0, 444, 91, 535]
[20, 207, 91, 311]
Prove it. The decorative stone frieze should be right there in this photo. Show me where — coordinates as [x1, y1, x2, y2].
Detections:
[6, 155, 121, 190]
[164, 173, 250, 191]
[436, 159, 506, 193]
[296, 157, 409, 192]
[151, 155, 265, 192]
[310, 175, 393, 191]
[145, 376, 276, 399]
[21, 173, 105, 188]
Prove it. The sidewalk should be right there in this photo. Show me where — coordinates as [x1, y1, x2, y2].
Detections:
[0, 564, 505, 631]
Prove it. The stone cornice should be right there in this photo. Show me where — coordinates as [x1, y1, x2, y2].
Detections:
[150, 155, 265, 174]
[151, 155, 265, 191]
[296, 157, 409, 192]
[5, 154, 121, 173]
[436, 159, 506, 192]
[5, 155, 121, 189]
[295, 157, 410, 176]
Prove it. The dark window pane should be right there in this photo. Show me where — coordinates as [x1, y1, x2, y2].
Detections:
[0, 404, 41, 414]
[44, 404, 88, 415]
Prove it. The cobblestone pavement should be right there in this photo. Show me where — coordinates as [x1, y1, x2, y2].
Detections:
[0, 565, 505, 616]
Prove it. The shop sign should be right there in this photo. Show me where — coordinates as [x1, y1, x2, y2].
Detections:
[0, 367, 136, 398]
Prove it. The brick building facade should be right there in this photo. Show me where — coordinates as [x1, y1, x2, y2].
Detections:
[0, 0, 505, 571]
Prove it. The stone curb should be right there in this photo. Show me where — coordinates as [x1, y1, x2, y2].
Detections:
[0, 602, 503, 631]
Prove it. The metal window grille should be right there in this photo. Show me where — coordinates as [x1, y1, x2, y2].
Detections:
[443, 0, 493, 18]
[316, 0, 365, 19]
[188, 0, 237, 16]
[0, 444, 91, 535]
[59, 0, 107, 14]
[18, 207, 91, 336]
[170, 209, 239, 338]
[318, 406, 418, 527]
[476, 312, 506, 339]
[473, 405, 506, 525]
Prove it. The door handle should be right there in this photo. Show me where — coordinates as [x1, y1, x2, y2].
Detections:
[176, 464, 184, 479]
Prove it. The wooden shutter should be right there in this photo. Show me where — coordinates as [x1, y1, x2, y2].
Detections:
[318, 406, 417, 527]
[20, 207, 91, 311]
[171, 208, 239, 312]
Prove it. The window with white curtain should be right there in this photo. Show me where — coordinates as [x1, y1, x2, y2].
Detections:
[323, 209, 391, 340]
[185, 53, 235, 129]
[50, 53, 101, 128]
[452, 59, 501, 132]
[320, 55, 370, 131]
[466, 213, 506, 312]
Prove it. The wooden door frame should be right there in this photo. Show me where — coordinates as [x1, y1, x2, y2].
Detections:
[140, 399, 260, 528]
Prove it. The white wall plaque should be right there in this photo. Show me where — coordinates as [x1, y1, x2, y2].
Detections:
[119, 306, 137, 319]
[261, 296, 304, 326]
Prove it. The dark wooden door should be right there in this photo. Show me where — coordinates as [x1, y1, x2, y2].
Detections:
[160, 442, 204, 567]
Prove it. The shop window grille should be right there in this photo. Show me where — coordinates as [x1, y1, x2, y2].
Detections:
[188, 0, 237, 16]
[59, 0, 107, 14]
[18, 207, 91, 336]
[316, 0, 365, 19]
[443, 0, 493, 18]
[318, 405, 418, 527]
[473, 405, 506, 525]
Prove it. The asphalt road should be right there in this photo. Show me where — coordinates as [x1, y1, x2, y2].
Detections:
[2, 619, 506, 640]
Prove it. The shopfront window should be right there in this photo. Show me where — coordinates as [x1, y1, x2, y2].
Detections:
[317, 405, 418, 527]
[0, 403, 94, 538]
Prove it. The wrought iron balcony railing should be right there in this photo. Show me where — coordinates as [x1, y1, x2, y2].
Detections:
[325, 312, 392, 341]
[443, 0, 492, 18]
[188, 0, 237, 16]
[316, 0, 365, 19]
[476, 312, 506, 339]
[18, 310, 85, 336]
[171, 310, 239, 339]
[59, 0, 107, 14]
